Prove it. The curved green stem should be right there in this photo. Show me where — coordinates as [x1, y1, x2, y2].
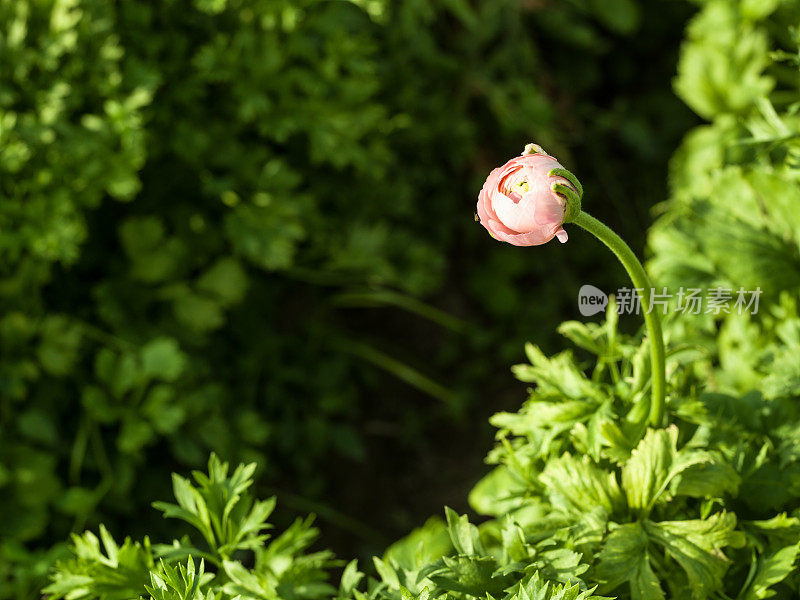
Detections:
[571, 211, 666, 426]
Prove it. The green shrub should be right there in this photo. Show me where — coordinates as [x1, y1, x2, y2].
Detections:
[648, 0, 800, 394]
[45, 455, 605, 600]
[464, 310, 800, 598]
[44, 305, 800, 599]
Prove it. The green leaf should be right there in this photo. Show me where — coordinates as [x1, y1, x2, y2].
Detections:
[597, 522, 664, 600]
[513, 344, 608, 403]
[338, 560, 363, 597]
[556, 321, 602, 355]
[443, 507, 482, 556]
[195, 257, 248, 306]
[372, 557, 400, 589]
[37, 315, 82, 376]
[221, 560, 266, 599]
[384, 517, 452, 571]
[468, 466, 527, 517]
[741, 543, 799, 600]
[140, 338, 186, 383]
[589, 0, 640, 34]
[671, 460, 740, 498]
[540, 453, 624, 519]
[512, 571, 607, 600]
[621, 426, 716, 515]
[44, 528, 153, 600]
[645, 513, 744, 599]
[427, 556, 511, 598]
[674, 2, 773, 119]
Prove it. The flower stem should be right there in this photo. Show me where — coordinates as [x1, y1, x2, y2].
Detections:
[572, 211, 666, 426]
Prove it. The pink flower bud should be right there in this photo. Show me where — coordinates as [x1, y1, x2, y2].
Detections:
[476, 147, 576, 246]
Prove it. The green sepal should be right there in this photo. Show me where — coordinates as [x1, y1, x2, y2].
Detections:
[549, 167, 584, 198]
[551, 182, 582, 223]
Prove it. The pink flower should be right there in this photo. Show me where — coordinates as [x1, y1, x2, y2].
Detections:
[476, 146, 576, 246]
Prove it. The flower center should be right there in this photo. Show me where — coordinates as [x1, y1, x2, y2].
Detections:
[504, 178, 529, 202]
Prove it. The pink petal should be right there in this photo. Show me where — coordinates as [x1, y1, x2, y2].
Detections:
[476, 188, 492, 225]
[487, 218, 517, 236]
[493, 191, 536, 233]
[492, 227, 553, 247]
[532, 192, 566, 227]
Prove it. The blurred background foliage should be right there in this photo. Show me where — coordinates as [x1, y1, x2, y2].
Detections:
[0, 0, 707, 597]
[648, 0, 800, 396]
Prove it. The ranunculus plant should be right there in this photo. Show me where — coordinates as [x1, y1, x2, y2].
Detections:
[477, 144, 666, 426]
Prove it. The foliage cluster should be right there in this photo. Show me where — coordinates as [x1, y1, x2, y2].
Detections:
[44, 455, 608, 600]
[0, 0, 692, 598]
[44, 2, 800, 599]
[39, 299, 800, 600]
[648, 0, 800, 401]
[38, 2, 800, 597]
[15, 0, 800, 599]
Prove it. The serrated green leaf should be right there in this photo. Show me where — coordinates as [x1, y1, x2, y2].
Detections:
[597, 522, 664, 600]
